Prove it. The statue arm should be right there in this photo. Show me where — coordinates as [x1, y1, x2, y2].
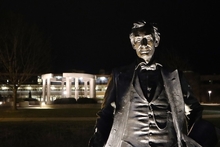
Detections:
[179, 72, 203, 131]
[89, 70, 117, 147]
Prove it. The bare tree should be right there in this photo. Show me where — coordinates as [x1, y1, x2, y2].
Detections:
[0, 11, 51, 110]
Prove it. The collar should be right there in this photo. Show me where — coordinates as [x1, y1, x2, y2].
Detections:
[135, 59, 162, 71]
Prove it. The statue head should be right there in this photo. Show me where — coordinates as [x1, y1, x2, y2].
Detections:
[129, 21, 160, 64]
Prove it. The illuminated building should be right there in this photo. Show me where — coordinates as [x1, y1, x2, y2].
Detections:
[1, 71, 220, 104]
[0, 72, 110, 104]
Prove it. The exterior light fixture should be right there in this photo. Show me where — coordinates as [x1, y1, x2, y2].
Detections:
[100, 77, 106, 81]
[208, 90, 212, 101]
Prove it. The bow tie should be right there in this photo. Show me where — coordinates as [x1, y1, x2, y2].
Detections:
[135, 62, 162, 71]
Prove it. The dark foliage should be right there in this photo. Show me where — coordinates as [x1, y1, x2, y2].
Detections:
[24, 98, 38, 101]
[53, 98, 77, 104]
[77, 98, 98, 104]
[23, 98, 40, 105]
[53, 98, 98, 104]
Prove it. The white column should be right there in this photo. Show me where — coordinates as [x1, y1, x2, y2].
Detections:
[69, 78, 72, 97]
[42, 79, 46, 102]
[61, 79, 64, 97]
[89, 78, 95, 98]
[75, 78, 79, 100]
[84, 80, 88, 97]
[66, 77, 71, 97]
[47, 78, 51, 103]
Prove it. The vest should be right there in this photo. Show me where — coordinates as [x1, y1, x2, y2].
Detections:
[105, 72, 177, 147]
[104, 69, 201, 147]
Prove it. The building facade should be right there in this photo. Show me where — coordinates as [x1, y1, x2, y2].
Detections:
[0, 71, 220, 104]
[0, 72, 110, 104]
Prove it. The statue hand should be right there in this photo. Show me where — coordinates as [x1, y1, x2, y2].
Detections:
[88, 131, 105, 147]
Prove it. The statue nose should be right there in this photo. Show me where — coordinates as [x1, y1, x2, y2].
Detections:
[141, 38, 148, 45]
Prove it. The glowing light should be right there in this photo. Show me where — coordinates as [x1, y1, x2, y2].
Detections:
[208, 90, 212, 101]
[1, 86, 8, 90]
[51, 86, 56, 90]
[0, 102, 2, 105]
[100, 77, 106, 81]
[41, 102, 46, 106]
[56, 76, 62, 79]
[26, 85, 32, 90]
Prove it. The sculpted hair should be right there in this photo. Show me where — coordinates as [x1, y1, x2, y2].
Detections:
[129, 21, 160, 45]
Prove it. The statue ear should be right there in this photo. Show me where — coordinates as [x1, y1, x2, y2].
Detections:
[154, 35, 160, 47]
[129, 33, 136, 49]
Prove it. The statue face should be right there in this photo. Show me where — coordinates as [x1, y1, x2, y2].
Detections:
[132, 32, 156, 63]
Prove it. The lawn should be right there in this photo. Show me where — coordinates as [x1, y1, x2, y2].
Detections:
[0, 106, 99, 147]
[0, 121, 95, 147]
[0, 108, 100, 118]
[0, 104, 219, 147]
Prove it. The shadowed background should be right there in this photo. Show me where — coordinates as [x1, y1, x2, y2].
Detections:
[0, 1, 219, 74]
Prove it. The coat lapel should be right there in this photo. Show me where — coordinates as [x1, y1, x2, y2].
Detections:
[117, 63, 136, 99]
[161, 68, 185, 146]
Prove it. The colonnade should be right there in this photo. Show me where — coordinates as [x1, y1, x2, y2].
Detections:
[41, 73, 96, 103]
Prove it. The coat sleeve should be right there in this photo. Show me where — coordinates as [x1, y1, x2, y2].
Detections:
[88, 70, 118, 147]
[179, 72, 203, 132]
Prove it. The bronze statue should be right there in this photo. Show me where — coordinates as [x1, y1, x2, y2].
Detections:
[89, 21, 218, 147]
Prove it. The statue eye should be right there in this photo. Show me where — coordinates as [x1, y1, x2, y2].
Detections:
[149, 38, 153, 41]
[144, 36, 153, 42]
[135, 37, 142, 42]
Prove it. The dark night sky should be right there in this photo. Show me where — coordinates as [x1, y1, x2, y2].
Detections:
[1, 1, 219, 74]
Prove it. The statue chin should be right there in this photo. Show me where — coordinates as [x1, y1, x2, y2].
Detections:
[139, 56, 152, 64]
